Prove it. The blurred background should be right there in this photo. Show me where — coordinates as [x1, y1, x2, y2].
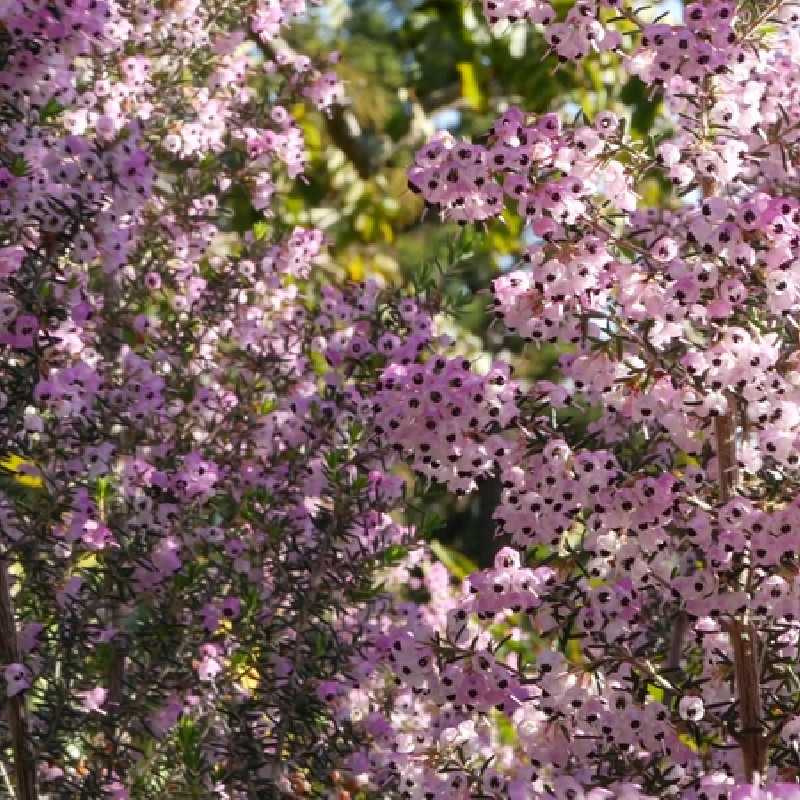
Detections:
[257, 0, 678, 569]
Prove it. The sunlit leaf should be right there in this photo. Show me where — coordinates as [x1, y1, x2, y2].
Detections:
[430, 539, 479, 580]
[0, 454, 44, 488]
[457, 62, 484, 111]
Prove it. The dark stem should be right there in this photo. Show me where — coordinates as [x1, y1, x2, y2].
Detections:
[715, 397, 767, 779]
[727, 618, 767, 779]
[101, 276, 126, 772]
[0, 560, 37, 800]
[714, 402, 737, 503]
[667, 609, 687, 674]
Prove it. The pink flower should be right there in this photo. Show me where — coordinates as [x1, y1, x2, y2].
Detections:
[0, 246, 24, 278]
[4, 663, 31, 697]
[197, 645, 223, 681]
[78, 687, 108, 713]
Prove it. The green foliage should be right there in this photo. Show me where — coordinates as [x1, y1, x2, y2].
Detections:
[429, 540, 478, 581]
[8, 154, 28, 177]
[38, 98, 64, 123]
[408, 229, 476, 313]
[620, 76, 661, 139]
[223, 183, 264, 234]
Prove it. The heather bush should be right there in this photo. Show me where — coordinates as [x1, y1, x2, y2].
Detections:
[5, 0, 800, 798]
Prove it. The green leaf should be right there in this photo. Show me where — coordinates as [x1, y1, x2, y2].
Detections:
[382, 545, 409, 567]
[430, 539, 478, 580]
[620, 77, 660, 139]
[39, 98, 64, 122]
[177, 717, 203, 775]
[457, 62, 484, 111]
[252, 220, 270, 240]
[492, 709, 518, 746]
[309, 350, 329, 375]
[9, 155, 29, 178]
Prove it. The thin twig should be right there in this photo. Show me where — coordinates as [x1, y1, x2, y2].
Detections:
[0, 559, 37, 800]
[715, 393, 767, 778]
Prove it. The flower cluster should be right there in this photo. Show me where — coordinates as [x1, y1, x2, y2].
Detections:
[407, 108, 635, 225]
[0, 0, 434, 798]
[9, 0, 800, 796]
[320, 2, 800, 799]
[374, 358, 518, 494]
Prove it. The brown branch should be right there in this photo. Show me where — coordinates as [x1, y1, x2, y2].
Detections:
[323, 107, 374, 179]
[667, 609, 687, 674]
[715, 395, 767, 779]
[726, 618, 768, 779]
[0, 560, 37, 800]
[714, 397, 738, 503]
[100, 278, 126, 775]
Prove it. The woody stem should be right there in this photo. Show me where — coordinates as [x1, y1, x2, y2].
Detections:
[715, 397, 766, 780]
[0, 560, 37, 800]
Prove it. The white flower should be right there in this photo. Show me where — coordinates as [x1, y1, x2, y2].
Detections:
[4, 663, 31, 697]
[678, 695, 704, 721]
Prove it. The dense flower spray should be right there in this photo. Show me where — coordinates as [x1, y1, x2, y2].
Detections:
[0, 0, 425, 797]
[6, 0, 800, 797]
[323, 1, 800, 799]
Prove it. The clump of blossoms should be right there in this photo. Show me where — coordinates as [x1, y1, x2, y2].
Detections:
[318, 1, 800, 799]
[0, 0, 426, 798]
[11, 0, 800, 796]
